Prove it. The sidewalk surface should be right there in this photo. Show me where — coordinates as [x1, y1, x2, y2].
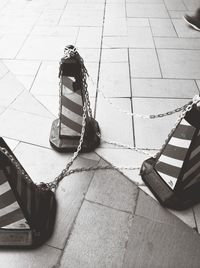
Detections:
[0, 0, 200, 267]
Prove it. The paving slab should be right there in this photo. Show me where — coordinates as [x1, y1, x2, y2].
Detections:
[96, 97, 134, 147]
[123, 215, 200, 268]
[131, 78, 198, 98]
[155, 37, 200, 49]
[129, 49, 161, 78]
[60, 200, 132, 268]
[126, 3, 169, 18]
[158, 49, 200, 79]
[132, 97, 190, 148]
[136, 190, 196, 228]
[98, 62, 131, 97]
[86, 159, 139, 213]
[149, 18, 177, 37]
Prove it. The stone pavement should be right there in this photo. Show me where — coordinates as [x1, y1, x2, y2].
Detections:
[0, 0, 200, 267]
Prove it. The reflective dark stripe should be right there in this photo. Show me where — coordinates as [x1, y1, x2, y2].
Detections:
[0, 170, 8, 185]
[155, 161, 180, 178]
[0, 208, 25, 228]
[185, 152, 200, 172]
[61, 95, 83, 116]
[181, 165, 200, 188]
[173, 124, 195, 140]
[162, 144, 188, 161]
[0, 190, 16, 209]
[183, 161, 200, 182]
[60, 114, 82, 134]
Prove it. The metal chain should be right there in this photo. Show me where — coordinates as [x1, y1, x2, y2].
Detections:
[98, 134, 155, 157]
[88, 75, 191, 119]
[98, 88, 191, 119]
[154, 95, 200, 160]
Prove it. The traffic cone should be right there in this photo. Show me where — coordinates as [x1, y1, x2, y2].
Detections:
[0, 137, 56, 248]
[49, 45, 100, 152]
[140, 99, 200, 210]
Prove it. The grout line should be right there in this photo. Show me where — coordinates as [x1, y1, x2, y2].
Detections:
[54, 170, 98, 268]
[29, 60, 42, 92]
[127, 48, 136, 147]
[85, 199, 133, 215]
[148, 18, 163, 79]
[94, 0, 107, 118]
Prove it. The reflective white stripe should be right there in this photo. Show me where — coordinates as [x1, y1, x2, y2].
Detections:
[61, 123, 81, 137]
[2, 218, 30, 229]
[159, 155, 184, 168]
[169, 137, 191, 148]
[158, 171, 177, 190]
[0, 201, 20, 217]
[62, 106, 83, 125]
[0, 182, 11, 196]
[180, 118, 191, 126]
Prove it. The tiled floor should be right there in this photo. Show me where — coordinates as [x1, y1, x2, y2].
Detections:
[0, 0, 200, 267]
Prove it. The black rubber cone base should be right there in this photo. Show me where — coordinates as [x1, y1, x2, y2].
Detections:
[140, 158, 200, 210]
[49, 118, 100, 153]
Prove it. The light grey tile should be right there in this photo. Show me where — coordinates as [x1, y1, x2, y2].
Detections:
[169, 208, 196, 229]
[169, 10, 189, 19]
[0, 72, 24, 107]
[0, 245, 61, 268]
[172, 18, 200, 38]
[128, 27, 154, 48]
[104, 18, 127, 36]
[99, 62, 131, 97]
[76, 27, 102, 48]
[164, 0, 186, 11]
[0, 60, 8, 78]
[129, 49, 161, 78]
[60, 201, 131, 268]
[127, 3, 169, 18]
[31, 61, 59, 96]
[131, 78, 198, 98]
[0, 34, 27, 59]
[96, 97, 134, 147]
[158, 49, 200, 79]
[101, 48, 128, 62]
[59, 3, 104, 27]
[17, 36, 76, 60]
[36, 9, 63, 26]
[127, 18, 149, 27]
[95, 148, 147, 185]
[3, 59, 41, 76]
[10, 91, 53, 118]
[105, 3, 126, 18]
[123, 215, 200, 268]
[86, 164, 138, 213]
[132, 98, 190, 148]
[155, 37, 200, 49]
[76, 48, 101, 62]
[34, 95, 59, 117]
[136, 190, 191, 227]
[102, 36, 128, 48]
[0, 109, 54, 148]
[183, 0, 200, 11]
[31, 25, 79, 37]
[150, 18, 177, 37]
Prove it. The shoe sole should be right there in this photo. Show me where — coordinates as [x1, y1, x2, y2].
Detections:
[183, 16, 200, 31]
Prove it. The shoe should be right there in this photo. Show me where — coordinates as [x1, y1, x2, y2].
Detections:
[184, 9, 200, 31]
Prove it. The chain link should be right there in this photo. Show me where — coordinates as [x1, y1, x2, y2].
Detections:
[88, 75, 192, 119]
[154, 95, 200, 160]
[1, 46, 199, 193]
[98, 88, 191, 119]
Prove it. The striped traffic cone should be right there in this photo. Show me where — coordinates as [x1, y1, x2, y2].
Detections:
[49, 45, 100, 152]
[141, 99, 200, 210]
[0, 138, 56, 248]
